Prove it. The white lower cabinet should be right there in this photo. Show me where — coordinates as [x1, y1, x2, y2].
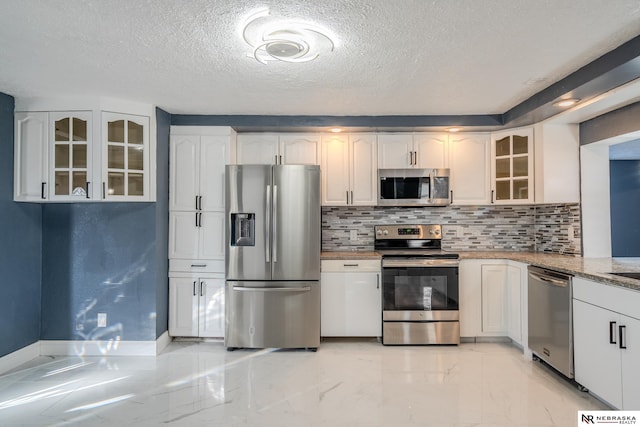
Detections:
[573, 277, 640, 409]
[169, 275, 225, 338]
[320, 259, 381, 337]
[459, 259, 524, 344]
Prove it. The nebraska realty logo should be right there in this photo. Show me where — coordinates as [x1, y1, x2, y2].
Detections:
[579, 411, 639, 425]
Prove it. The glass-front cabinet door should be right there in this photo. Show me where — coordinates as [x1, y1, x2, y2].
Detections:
[491, 127, 534, 204]
[49, 112, 92, 200]
[102, 112, 149, 200]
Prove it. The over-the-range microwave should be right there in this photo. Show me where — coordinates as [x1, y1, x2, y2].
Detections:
[378, 168, 451, 206]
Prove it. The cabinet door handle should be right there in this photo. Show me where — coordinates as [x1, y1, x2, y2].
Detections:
[102, 182, 106, 199]
[351, 191, 353, 205]
[275, 155, 278, 164]
[41, 182, 46, 199]
[200, 281, 205, 297]
[413, 151, 417, 166]
[609, 321, 617, 344]
[85, 182, 90, 199]
[619, 325, 627, 349]
[279, 155, 283, 164]
[190, 263, 207, 268]
[195, 212, 199, 227]
[343, 263, 359, 267]
[376, 273, 380, 289]
[450, 190, 453, 204]
[491, 189, 495, 204]
[195, 195, 198, 210]
[346, 190, 349, 204]
[199, 213, 203, 227]
[199, 196, 203, 210]
[193, 281, 197, 296]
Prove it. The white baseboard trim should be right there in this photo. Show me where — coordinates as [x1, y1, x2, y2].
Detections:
[155, 331, 171, 355]
[0, 342, 41, 375]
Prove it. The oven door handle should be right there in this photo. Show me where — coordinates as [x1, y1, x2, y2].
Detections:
[382, 259, 459, 268]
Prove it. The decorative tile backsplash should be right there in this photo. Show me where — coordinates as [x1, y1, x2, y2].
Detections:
[322, 203, 581, 255]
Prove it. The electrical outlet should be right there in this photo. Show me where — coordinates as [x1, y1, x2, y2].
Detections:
[97, 313, 107, 328]
[349, 230, 358, 241]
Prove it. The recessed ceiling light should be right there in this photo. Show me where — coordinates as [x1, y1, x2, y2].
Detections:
[553, 98, 581, 108]
[241, 8, 336, 64]
[447, 127, 461, 133]
[330, 128, 343, 133]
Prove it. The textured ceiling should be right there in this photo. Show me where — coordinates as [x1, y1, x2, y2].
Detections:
[1, 0, 640, 116]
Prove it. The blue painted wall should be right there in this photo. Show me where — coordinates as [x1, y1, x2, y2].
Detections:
[610, 160, 640, 257]
[0, 93, 42, 357]
[40, 110, 170, 342]
[155, 108, 170, 338]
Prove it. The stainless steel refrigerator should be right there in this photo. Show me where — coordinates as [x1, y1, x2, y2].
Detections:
[225, 164, 321, 350]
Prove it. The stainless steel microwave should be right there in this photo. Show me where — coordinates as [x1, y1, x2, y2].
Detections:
[378, 168, 451, 206]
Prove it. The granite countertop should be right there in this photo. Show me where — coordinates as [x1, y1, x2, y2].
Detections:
[321, 251, 381, 260]
[321, 250, 640, 291]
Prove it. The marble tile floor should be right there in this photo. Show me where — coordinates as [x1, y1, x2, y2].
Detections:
[0, 340, 608, 426]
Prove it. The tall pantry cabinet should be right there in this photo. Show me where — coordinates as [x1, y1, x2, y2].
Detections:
[168, 126, 236, 338]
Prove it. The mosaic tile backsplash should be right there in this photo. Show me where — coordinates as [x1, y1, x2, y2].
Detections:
[322, 203, 581, 255]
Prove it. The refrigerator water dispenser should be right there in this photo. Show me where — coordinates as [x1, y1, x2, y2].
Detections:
[231, 213, 255, 246]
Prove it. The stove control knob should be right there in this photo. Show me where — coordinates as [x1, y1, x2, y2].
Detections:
[376, 230, 382, 235]
[383, 230, 389, 235]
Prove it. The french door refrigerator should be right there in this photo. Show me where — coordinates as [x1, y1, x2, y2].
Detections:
[225, 164, 321, 350]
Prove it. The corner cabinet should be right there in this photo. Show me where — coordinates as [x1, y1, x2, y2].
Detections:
[573, 277, 640, 410]
[14, 109, 152, 202]
[491, 128, 534, 204]
[321, 133, 377, 206]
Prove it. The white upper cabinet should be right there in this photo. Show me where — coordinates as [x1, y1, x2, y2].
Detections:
[236, 133, 320, 165]
[491, 127, 534, 204]
[50, 112, 93, 200]
[413, 133, 449, 169]
[321, 133, 377, 206]
[378, 133, 448, 169]
[14, 112, 48, 201]
[449, 133, 491, 205]
[533, 123, 579, 204]
[235, 133, 279, 164]
[279, 134, 321, 165]
[378, 134, 413, 168]
[14, 106, 153, 202]
[102, 112, 150, 201]
[170, 132, 230, 212]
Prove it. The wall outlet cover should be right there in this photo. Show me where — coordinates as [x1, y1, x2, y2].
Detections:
[97, 313, 107, 328]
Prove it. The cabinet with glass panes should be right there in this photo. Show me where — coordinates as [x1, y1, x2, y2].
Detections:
[13, 109, 151, 202]
[102, 112, 149, 200]
[490, 128, 534, 204]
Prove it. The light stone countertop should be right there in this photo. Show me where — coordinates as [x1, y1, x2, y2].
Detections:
[321, 250, 640, 291]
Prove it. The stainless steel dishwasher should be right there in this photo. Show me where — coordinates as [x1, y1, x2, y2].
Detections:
[528, 266, 574, 378]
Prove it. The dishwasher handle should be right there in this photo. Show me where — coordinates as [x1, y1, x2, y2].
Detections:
[528, 271, 569, 287]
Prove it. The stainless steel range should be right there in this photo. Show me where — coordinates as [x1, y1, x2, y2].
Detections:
[375, 224, 460, 345]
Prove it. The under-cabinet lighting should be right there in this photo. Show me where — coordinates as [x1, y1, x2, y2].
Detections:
[553, 98, 580, 108]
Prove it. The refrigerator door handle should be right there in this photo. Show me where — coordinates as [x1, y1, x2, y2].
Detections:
[265, 184, 271, 262]
[233, 286, 311, 292]
[273, 185, 278, 263]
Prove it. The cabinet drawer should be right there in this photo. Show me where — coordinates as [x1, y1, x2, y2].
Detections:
[321, 259, 381, 272]
[573, 276, 640, 320]
[170, 259, 224, 274]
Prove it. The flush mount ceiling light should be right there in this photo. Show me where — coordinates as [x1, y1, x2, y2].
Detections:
[241, 8, 336, 64]
[553, 98, 581, 108]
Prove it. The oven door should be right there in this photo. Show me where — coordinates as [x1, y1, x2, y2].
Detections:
[381, 259, 458, 319]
